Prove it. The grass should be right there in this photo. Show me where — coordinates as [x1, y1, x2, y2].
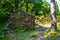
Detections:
[0, 15, 60, 40]
[10, 30, 39, 40]
[43, 29, 60, 37]
[0, 21, 39, 40]
[0, 28, 39, 40]
[0, 21, 9, 40]
[43, 29, 60, 40]
[47, 36, 57, 40]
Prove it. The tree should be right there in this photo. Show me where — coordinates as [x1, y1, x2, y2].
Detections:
[26, 0, 28, 12]
[15, 0, 19, 11]
[50, 0, 57, 31]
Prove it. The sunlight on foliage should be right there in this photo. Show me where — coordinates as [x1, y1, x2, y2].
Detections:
[43, 29, 60, 38]
[30, 31, 39, 37]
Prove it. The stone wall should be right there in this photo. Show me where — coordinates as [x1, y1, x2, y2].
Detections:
[9, 11, 35, 30]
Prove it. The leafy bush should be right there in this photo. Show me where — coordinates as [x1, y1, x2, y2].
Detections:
[0, 21, 9, 40]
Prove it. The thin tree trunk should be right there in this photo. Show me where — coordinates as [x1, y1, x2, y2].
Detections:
[26, 0, 28, 12]
[15, 0, 19, 11]
[50, 0, 57, 31]
[31, 6, 36, 13]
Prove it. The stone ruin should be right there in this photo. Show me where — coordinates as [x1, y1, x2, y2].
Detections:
[9, 11, 35, 30]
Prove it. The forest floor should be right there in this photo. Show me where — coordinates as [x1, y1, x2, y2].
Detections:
[7, 15, 60, 40]
[2, 15, 60, 40]
[8, 24, 60, 40]
[1, 22, 60, 40]
[8, 25, 48, 40]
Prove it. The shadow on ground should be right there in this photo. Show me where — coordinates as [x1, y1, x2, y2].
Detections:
[35, 25, 49, 31]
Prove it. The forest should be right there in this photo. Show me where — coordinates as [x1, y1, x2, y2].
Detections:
[0, 0, 60, 40]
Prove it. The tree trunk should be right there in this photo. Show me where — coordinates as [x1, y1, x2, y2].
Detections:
[26, 0, 28, 12]
[50, 0, 57, 31]
[15, 0, 19, 11]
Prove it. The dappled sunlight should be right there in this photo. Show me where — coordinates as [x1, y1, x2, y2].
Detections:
[35, 16, 51, 28]
[0, 0, 60, 40]
[11, 31, 40, 40]
[35, 15, 60, 29]
[43, 30, 60, 39]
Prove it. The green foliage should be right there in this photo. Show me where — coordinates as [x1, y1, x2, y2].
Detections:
[0, 0, 59, 17]
[0, 35, 10, 40]
[11, 30, 38, 40]
[0, 0, 60, 40]
[0, 22, 9, 30]
[0, 4, 6, 17]
[43, 29, 60, 38]
[43, 30, 60, 40]
[47, 36, 56, 40]
[0, 21, 9, 40]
